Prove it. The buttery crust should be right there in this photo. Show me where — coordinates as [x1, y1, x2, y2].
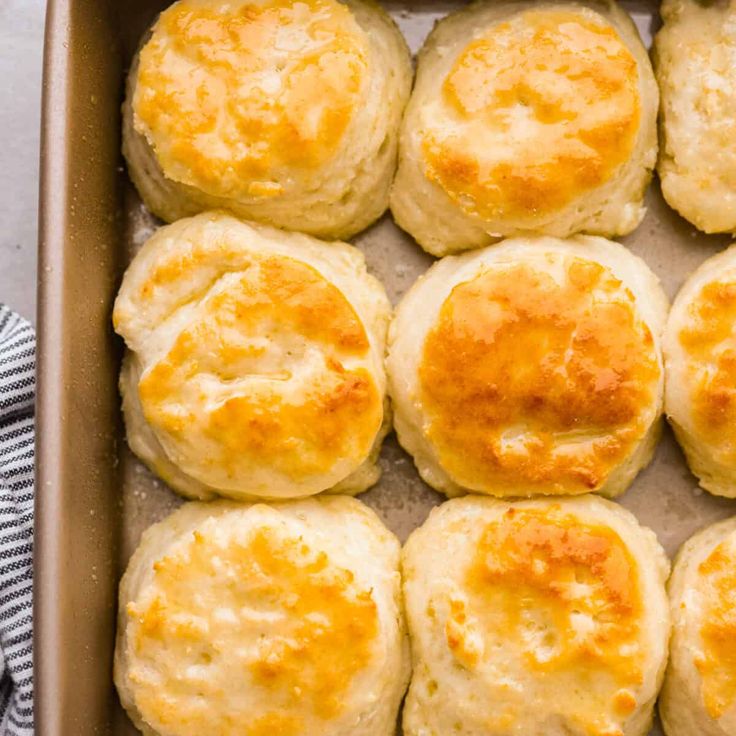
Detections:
[390, 0, 658, 256]
[387, 235, 667, 498]
[402, 495, 671, 736]
[660, 516, 736, 736]
[113, 211, 391, 501]
[664, 245, 736, 498]
[123, 0, 412, 239]
[114, 496, 410, 736]
[654, 0, 736, 233]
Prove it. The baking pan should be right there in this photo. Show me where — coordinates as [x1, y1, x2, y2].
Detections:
[36, 1, 736, 734]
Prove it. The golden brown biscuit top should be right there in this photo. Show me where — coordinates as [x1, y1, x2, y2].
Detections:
[137, 253, 382, 491]
[422, 9, 640, 223]
[679, 277, 736, 463]
[446, 508, 642, 735]
[126, 521, 379, 735]
[695, 534, 736, 719]
[419, 256, 660, 494]
[133, 0, 368, 199]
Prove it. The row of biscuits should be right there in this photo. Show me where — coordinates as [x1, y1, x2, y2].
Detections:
[124, 0, 736, 256]
[114, 212, 736, 502]
[113, 2, 736, 736]
[115, 492, 736, 736]
[114, 214, 736, 735]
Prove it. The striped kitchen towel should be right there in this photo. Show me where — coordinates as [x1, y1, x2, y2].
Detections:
[0, 305, 34, 736]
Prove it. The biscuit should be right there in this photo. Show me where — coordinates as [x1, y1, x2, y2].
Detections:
[654, 0, 736, 233]
[660, 516, 736, 736]
[389, 0, 658, 256]
[114, 495, 410, 736]
[402, 495, 671, 736]
[113, 211, 391, 500]
[123, 0, 412, 239]
[387, 235, 667, 498]
[664, 245, 736, 497]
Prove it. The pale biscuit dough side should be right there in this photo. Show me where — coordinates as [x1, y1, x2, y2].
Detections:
[390, 0, 658, 256]
[660, 516, 736, 736]
[114, 212, 391, 501]
[654, 0, 736, 233]
[123, 0, 412, 239]
[387, 235, 668, 499]
[402, 495, 671, 736]
[664, 244, 736, 498]
[115, 496, 410, 736]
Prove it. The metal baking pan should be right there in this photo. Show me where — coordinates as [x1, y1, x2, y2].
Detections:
[36, 1, 736, 734]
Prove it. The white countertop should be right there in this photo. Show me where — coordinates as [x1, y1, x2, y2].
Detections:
[0, 0, 45, 325]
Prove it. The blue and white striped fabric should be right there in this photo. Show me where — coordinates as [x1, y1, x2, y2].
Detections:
[0, 306, 34, 736]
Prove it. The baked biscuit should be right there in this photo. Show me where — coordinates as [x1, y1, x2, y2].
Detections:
[664, 245, 736, 498]
[660, 516, 736, 736]
[387, 235, 667, 498]
[114, 495, 410, 736]
[123, 0, 411, 239]
[402, 495, 671, 736]
[113, 211, 391, 500]
[654, 0, 736, 233]
[389, 0, 658, 256]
